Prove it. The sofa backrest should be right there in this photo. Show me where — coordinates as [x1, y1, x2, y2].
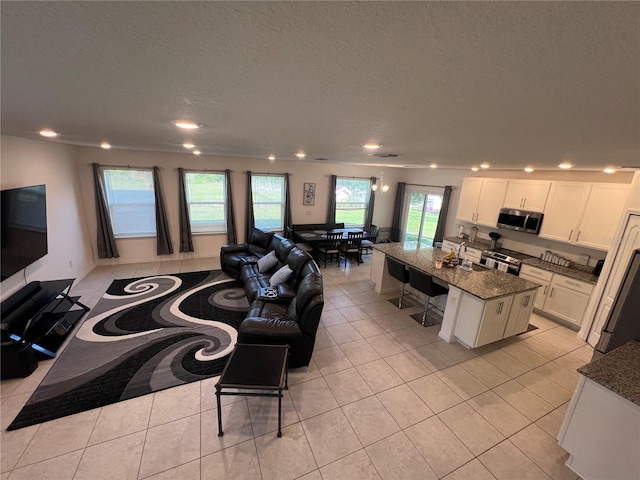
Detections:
[248, 228, 274, 255]
[269, 234, 296, 263]
[287, 272, 324, 337]
[285, 247, 319, 284]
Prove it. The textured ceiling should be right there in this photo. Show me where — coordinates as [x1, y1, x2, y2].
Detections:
[1, 1, 639, 171]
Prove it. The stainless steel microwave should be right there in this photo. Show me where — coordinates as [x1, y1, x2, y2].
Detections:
[496, 208, 543, 234]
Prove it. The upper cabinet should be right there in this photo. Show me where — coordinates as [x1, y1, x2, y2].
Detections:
[456, 178, 508, 227]
[503, 180, 551, 212]
[539, 182, 630, 250]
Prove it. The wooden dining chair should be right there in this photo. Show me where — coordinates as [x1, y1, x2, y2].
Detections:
[316, 232, 342, 267]
[361, 224, 379, 255]
[340, 231, 364, 266]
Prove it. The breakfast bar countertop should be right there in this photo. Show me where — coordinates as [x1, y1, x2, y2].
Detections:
[577, 341, 640, 407]
[373, 243, 540, 301]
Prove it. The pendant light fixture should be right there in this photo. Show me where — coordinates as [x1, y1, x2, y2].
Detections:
[371, 166, 390, 194]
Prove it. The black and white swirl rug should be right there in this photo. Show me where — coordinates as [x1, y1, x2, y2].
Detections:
[7, 270, 248, 431]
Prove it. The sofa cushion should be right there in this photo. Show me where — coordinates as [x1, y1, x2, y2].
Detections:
[286, 248, 313, 276]
[258, 250, 278, 273]
[269, 265, 293, 287]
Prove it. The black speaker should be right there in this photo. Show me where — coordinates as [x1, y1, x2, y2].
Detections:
[1, 338, 38, 379]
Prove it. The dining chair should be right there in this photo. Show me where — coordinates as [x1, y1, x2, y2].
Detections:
[340, 231, 364, 266]
[316, 232, 342, 267]
[408, 267, 448, 326]
[361, 224, 380, 255]
[386, 256, 410, 308]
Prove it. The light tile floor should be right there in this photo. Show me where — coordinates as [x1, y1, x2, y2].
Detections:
[0, 256, 590, 479]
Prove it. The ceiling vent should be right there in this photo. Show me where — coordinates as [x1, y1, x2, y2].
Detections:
[373, 153, 399, 158]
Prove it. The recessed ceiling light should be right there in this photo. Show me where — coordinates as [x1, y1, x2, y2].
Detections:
[295, 151, 306, 159]
[524, 167, 534, 173]
[268, 155, 275, 161]
[430, 163, 438, 168]
[480, 163, 490, 169]
[183, 141, 195, 149]
[363, 143, 382, 150]
[172, 119, 202, 129]
[603, 167, 616, 174]
[558, 162, 573, 169]
[471, 167, 479, 172]
[39, 128, 58, 137]
[193, 149, 201, 155]
[101, 142, 111, 149]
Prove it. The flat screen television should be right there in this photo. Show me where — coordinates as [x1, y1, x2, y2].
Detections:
[1, 185, 48, 281]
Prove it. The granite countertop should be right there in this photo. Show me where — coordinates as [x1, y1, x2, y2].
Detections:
[520, 258, 599, 285]
[373, 243, 540, 300]
[443, 236, 599, 285]
[578, 341, 640, 407]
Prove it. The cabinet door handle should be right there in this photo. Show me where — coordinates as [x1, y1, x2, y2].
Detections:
[576, 231, 581, 242]
[523, 295, 529, 307]
[568, 229, 573, 241]
[543, 285, 547, 296]
[497, 301, 503, 314]
[522, 198, 526, 208]
[549, 287, 554, 298]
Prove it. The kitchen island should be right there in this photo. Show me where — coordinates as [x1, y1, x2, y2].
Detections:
[371, 243, 540, 348]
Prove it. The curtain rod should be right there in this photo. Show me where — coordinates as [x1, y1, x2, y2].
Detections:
[175, 168, 232, 173]
[405, 183, 454, 189]
[88, 163, 157, 170]
[325, 175, 374, 180]
[243, 171, 292, 175]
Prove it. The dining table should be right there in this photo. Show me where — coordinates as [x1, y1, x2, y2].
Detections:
[292, 228, 375, 262]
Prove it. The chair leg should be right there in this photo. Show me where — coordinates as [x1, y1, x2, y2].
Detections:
[421, 295, 431, 326]
[398, 284, 405, 309]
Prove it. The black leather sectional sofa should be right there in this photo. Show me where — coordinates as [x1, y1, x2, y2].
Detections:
[220, 228, 324, 368]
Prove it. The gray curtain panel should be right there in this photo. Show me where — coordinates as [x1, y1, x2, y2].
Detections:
[92, 163, 119, 258]
[391, 182, 406, 242]
[245, 171, 255, 241]
[433, 185, 452, 245]
[177, 168, 194, 252]
[225, 169, 237, 244]
[365, 176, 376, 230]
[327, 175, 337, 224]
[153, 166, 173, 255]
[284, 173, 292, 235]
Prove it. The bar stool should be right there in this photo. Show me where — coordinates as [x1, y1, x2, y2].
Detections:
[386, 256, 410, 308]
[408, 267, 448, 326]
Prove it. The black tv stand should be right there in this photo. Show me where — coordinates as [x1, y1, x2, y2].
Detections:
[1, 279, 90, 360]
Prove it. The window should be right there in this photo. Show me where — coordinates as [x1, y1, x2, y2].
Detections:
[184, 172, 226, 233]
[102, 168, 155, 237]
[335, 177, 372, 227]
[251, 174, 285, 231]
[402, 188, 444, 248]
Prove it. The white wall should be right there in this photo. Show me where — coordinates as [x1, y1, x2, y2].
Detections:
[73, 147, 407, 265]
[0, 135, 95, 299]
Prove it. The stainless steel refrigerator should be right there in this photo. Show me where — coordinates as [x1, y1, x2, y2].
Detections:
[594, 248, 640, 360]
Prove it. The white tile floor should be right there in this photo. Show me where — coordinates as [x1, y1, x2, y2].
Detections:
[0, 255, 590, 479]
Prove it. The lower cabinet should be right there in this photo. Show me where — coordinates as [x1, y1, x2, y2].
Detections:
[542, 275, 593, 328]
[454, 289, 537, 348]
[519, 265, 553, 310]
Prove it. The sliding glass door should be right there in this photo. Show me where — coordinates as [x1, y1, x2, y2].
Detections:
[403, 189, 444, 248]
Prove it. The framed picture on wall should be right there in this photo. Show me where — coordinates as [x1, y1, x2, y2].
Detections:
[303, 183, 315, 206]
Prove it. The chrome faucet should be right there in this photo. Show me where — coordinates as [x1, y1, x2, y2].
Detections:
[457, 242, 466, 265]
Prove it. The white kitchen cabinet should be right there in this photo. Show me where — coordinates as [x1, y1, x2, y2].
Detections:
[543, 274, 594, 328]
[456, 177, 508, 227]
[539, 182, 591, 243]
[558, 375, 640, 480]
[503, 290, 536, 337]
[441, 239, 460, 255]
[574, 183, 630, 251]
[455, 293, 514, 348]
[503, 180, 551, 212]
[540, 181, 630, 250]
[519, 264, 553, 310]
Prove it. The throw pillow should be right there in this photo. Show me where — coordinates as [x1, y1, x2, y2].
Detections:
[257, 250, 278, 273]
[269, 265, 293, 287]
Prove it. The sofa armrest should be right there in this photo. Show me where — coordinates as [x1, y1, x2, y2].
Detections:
[240, 317, 302, 337]
[221, 243, 250, 253]
[276, 283, 297, 300]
